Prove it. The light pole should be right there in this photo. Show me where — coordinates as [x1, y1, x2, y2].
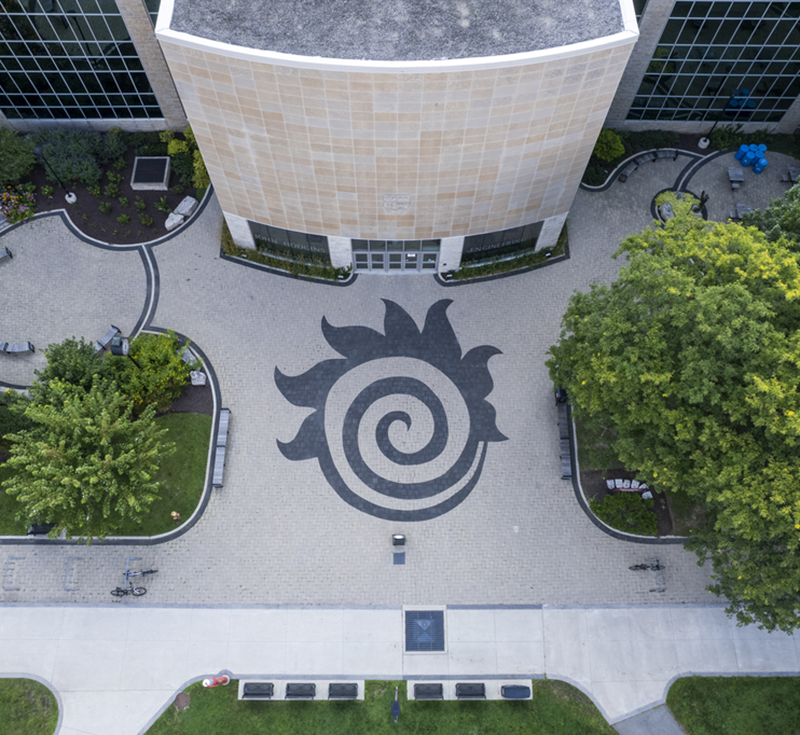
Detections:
[33, 146, 76, 204]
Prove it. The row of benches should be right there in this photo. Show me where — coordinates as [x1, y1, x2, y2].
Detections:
[618, 149, 680, 182]
[239, 681, 531, 701]
[241, 682, 357, 700]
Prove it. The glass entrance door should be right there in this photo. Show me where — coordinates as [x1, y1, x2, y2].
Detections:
[353, 239, 440, 273]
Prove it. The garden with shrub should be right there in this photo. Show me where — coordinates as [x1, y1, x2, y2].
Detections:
[0, 126, 209, 244]
[0, 332, 212, 541]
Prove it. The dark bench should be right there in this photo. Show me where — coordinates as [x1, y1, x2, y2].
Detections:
[414, 683, 443, 700]
[212, 408, 231, 488]
[94, 325, 120, 354]
[27, 523, 55, 536]
[618, 161, 638, 182]
[241, 682, 273, 699]
[634, 152, 656, 165]
[0, 246, 12, 261]
[455, 683, 486, 700]
[557, 401, 572, 479]
[2, 341, 35, 354]
[285, 683, 315, 699]
[501, 685, 531, 699]
[328, 683, 358, 699]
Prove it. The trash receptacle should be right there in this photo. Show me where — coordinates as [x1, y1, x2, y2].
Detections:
[735, 144, 749, 160]
[753, 157, 768, 174]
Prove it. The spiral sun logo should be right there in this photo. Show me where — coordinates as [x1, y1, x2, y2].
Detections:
[275, 299, 507, 521]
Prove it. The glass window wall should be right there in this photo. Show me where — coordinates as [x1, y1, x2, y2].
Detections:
[0, 0, 162, 120]
[628, 1, 800, 123]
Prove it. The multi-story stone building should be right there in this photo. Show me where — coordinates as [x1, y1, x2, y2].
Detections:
[1, 0, 798, 272]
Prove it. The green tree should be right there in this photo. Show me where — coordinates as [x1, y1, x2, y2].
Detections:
[547, 215, 800, 632]
[742, 182, 800, 245]
[2, 378, 174, 542]
[592, 128, 625, 163]
[0, 127, 35, 187]
[31, 336, 113, 406]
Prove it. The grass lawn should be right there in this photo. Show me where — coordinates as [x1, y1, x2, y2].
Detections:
[667, 676, 800, 735]
[0, 678, 58, 735]
[116, 413, 212, 536]
[0, 413, 211, 538]
[148, 679, 615, 735]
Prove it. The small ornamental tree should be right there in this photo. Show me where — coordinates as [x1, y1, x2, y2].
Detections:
[592, 128, 625, 163]
[107, 330, 199, 413]
[31, 337, 113, 406]
[2, 378, 174, 542]
[547, 214, 800, 632]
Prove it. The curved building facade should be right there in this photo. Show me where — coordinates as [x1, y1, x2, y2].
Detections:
[156, 0, 638, 273]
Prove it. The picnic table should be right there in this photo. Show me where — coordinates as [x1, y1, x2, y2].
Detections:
[736, 203, 752, 219]
[789, 167, 800, 183]
[728, 167, 744, 182]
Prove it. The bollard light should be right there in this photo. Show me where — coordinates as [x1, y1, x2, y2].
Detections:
[392, 534, 406, 546]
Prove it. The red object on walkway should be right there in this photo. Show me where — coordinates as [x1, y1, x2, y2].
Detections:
[203, 676, 230, 688]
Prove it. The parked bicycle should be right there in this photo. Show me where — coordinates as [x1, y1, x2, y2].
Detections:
[629, 559, 665, 571]
[110, 559, 158, 597]
[111, 584, 147, 597]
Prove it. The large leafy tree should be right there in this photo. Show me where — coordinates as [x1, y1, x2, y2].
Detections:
[547, 215, 800, 632]
[2, 378, 174, 542]
[742, 183, 800, 246]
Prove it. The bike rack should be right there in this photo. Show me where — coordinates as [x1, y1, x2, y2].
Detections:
[646, 558, 666, 593]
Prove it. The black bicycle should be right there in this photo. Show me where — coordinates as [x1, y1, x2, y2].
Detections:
[629, 560, 665, 571]
[111, 585, 147, 597]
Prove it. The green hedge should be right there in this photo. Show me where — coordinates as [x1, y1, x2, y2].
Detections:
[589, 492, 658, 535]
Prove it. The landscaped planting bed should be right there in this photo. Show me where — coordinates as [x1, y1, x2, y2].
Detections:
[148, 679, 615, 735]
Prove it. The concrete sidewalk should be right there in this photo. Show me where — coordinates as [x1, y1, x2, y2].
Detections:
[1, 603, 798, 734]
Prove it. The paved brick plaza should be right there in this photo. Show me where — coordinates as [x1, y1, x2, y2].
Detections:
[3, 151, 796, 608]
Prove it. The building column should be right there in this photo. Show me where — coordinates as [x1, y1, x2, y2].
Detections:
[605, 0, 675, 127]
[116, 0, 187, 130]
[537, 212, 568, 251]
[327, 236, 353, 270]
[0, 109, 9, 128]
[439, 236, 464, 273]
[224, 213, 256, 249]
[776, 96, 800, 134]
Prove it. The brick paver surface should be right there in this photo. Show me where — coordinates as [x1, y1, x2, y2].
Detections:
[3, 153, 779, 607]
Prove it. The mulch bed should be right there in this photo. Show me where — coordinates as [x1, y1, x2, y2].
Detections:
[580, 466, 674, 536]
[160, 379, 213, 417]
[20, 147, 199, 246]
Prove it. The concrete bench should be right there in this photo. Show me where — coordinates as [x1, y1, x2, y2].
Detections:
[501, 685, 531, 699]
[655, 148, 678, 161]
[0, 246, 12, 261]
[285, 683, 315, 699]
[2, 341, 35, 354]
[618, 162, 638, 182]
[634, 152, 656, 165]
[414, 683, 444, 700]
[456, 683, 486, 700]
[239, 682, 273, 700]
[328, 683, 358, 699]
[212, 408, 231, 489]
[94, 325, 120, 354]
